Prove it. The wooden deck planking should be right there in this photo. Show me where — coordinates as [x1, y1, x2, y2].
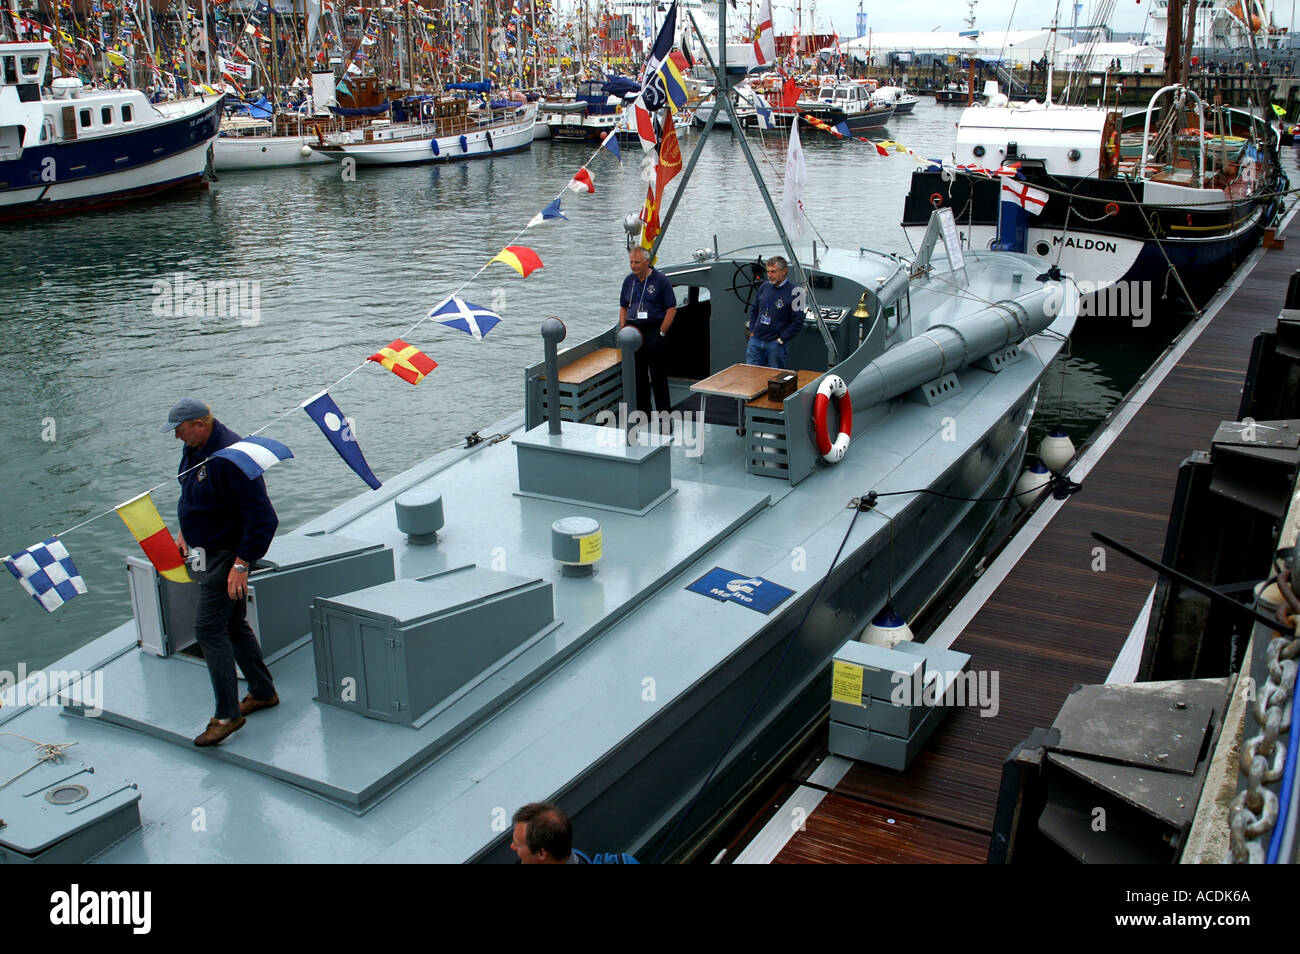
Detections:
[773, 794, 988, 864]
[769, 232, 1300, 864]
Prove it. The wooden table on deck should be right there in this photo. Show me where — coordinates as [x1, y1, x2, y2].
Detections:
[691, 363, 812, 455]
[744, 370, 821, 411]
[691, 364, 779, 435]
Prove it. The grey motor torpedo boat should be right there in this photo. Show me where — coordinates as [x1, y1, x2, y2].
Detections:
[0, 10, 1078, 865]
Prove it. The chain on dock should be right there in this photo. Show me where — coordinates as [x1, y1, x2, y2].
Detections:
[1227, 564, 1299, 863]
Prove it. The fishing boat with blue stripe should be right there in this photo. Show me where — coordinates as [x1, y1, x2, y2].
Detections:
[0, 42, 222, 221]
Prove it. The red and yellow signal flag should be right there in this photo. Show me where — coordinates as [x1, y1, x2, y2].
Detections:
[116, 492, 192, 583]
[489, 245, 544, 278]
[368, 338, 438, 384]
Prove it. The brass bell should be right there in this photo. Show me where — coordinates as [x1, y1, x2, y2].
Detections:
[851, 291, 871, 321]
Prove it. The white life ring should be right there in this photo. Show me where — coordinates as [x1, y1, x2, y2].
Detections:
[813, 374, 852, 462]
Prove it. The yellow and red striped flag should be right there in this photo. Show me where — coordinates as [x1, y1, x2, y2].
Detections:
[489, 245, 544, 277]
[368, 338, 438, 385]
[638, 182, 660, 249]
[116, 492, 192, 583]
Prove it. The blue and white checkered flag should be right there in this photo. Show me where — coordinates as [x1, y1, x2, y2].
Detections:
[4, 537, 88, 613]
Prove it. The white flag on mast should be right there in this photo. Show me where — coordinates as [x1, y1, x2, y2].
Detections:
[781, 120, 808, 239]
[747, 0, 776, 69]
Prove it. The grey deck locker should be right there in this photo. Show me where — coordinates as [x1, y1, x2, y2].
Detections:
[129, 534, 394, 660]
[311, 565, 556, 727]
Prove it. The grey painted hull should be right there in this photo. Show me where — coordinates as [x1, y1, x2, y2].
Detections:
[0, 246, 1074, 865]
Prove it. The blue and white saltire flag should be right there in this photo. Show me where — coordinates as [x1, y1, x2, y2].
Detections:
[527, 197, 568, 228]
[4, 537, 88, 613]
[834, 121, 851, 138]
[211, 436, 293, 480]
[429, 296, 502, 340]
[302, 391, 382, 490]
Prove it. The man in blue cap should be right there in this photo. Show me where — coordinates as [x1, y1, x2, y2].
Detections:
[163, 398, 280, 747]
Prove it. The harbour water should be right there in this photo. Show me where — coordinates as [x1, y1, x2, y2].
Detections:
[0, 100, 1168, 675]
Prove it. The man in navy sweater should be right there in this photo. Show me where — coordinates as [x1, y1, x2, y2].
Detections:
[164, 398, 280, 747]
[619, 246, 677, 417]
[746, 256, 804, 369]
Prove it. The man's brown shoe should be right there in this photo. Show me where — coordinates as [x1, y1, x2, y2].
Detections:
[193, 716, 245, 746]
[239, 693, 279, 717]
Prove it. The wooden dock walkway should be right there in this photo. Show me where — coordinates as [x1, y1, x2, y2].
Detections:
[729, 214, 1300, 865]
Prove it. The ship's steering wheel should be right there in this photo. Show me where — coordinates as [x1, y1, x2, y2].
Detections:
[730, 257, 766, 310]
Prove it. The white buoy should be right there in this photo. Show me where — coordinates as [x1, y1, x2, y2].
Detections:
[861, 608, 914, 648]
[300, 144, 314, 157]
[1038, 426, 1075, 473]
[1015, 459, 1051, 509]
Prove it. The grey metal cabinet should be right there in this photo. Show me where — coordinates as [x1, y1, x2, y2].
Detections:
[311, 565, 556, 727]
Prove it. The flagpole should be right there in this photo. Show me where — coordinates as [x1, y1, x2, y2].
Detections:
[202, 0, 211, 85]
[659, 8, 837, 366]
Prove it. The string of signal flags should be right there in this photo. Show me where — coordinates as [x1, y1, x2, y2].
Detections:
[1, 88, 630, 616]
[3, 0, 928, 612]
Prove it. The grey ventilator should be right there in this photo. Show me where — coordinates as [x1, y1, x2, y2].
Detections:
[552, 517, 602, 577]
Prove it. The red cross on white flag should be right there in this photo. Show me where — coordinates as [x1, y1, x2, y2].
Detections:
[748, 0, 776, 68]
[1000, 178, 1049, 216]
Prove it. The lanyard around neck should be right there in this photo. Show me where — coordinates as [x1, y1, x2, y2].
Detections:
[634, 272, 652, 314]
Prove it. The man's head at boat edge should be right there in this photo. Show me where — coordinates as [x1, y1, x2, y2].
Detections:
[511, 802, 574, 864]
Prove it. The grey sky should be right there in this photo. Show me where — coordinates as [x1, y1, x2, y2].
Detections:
[760, 1, 1160, 41]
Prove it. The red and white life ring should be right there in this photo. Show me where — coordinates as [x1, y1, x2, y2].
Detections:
[813, 374, 852, 462]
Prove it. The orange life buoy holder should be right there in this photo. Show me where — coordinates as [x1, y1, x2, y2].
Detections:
[929, 192, 943, 208]
[1104, 201, 1119, 217]
[813, 374, 853, 463]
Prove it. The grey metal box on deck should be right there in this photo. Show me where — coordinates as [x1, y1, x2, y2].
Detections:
[310, 565, 556, 727]
[127, 534, 395, 660]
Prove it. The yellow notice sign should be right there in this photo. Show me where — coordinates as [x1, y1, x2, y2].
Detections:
[831, 661, 864, 706]
[578, 531, 602, 564]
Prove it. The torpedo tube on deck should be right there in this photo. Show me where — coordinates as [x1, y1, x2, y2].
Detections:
[1014, 459, 1051, 509]
[861, 607, 914, 648]
[1038, 425, 1076, 473]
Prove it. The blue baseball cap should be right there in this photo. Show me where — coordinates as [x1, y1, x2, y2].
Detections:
[161, 398, 210, 433]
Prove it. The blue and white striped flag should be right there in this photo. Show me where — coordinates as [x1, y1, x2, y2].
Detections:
[212, 436, 293, 480]
[4, 537, 88, 613]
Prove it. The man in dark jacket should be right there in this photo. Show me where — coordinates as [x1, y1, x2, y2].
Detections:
[164, 398, 280, 747]
[746, 256, 804, 369]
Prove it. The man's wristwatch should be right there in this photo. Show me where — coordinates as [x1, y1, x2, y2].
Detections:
[233, 563, 249, 574]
